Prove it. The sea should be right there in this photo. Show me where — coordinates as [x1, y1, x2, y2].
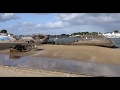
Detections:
[48, 37, 120, 48]
[107, 38, 120, 48]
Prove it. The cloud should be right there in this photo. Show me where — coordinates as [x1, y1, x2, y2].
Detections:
[15, 21, 70, 29]
[33, 13, 54, 15]
[54, 13, 120, 32]
[5, 13, 120, 35]
[55, 13, 120, 25]
[16, 22, 35, 26]
[43, 21, 69, 28]
[0, 13, 19, 22]
[10, 13, 120, 31]
[56, 13, 85, 21]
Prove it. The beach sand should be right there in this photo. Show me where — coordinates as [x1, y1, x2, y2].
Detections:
[36, 45, 120, 65]
[4, 44, 120, 65]
[0, 65, 90, 77]
[0, 44, 120, 77]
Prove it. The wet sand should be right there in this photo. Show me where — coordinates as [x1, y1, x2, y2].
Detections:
[36, 45, 120, 65]
[5, 44, 120, 65]
[0, 44, 120, 76]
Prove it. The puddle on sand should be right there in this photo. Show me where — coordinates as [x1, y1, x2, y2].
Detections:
[9, 54, 22, 59]
[0, 54, 120, 76]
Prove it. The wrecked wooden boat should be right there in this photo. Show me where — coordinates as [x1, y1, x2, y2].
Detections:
[10, 44, 38, 52]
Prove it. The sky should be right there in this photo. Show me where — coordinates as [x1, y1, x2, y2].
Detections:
[0, 13, 120, 35]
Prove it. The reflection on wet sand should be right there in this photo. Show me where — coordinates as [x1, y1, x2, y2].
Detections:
[0, 54, 120, 76]
[9, 54, 21, 59]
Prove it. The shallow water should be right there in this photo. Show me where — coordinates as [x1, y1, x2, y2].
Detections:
[108, 38, 120, 48]
[0, 54, 120, 76]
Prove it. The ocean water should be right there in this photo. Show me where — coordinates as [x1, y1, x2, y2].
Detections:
[48, 37, 120, 48]
[107, 38, 120, 48]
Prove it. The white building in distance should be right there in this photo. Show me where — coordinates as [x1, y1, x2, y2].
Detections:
[102, 32, 120, 38]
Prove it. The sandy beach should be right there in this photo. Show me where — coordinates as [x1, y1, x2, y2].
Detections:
[3, 44, 120, 65]
[0, 44, 120, 77]
[0, 65, 90, 77]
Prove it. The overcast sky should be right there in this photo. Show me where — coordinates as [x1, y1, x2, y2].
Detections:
[0, 13, 120, 35]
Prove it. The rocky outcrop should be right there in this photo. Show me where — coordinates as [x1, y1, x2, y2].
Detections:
[31, 34, 49, 44]
[14, 34, 49, 44]
[10, 44, 38, 52]
[72, 38, 119, 48]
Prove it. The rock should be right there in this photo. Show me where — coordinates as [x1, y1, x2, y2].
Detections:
[10, 44, 37, 52]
